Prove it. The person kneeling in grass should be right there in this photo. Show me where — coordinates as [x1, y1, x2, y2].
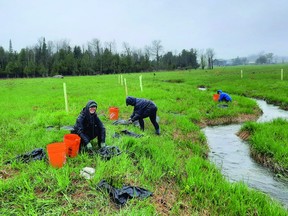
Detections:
[72, 100, 106, 152]
[217, 90, 232, 102]
[126, 96, 160, 135]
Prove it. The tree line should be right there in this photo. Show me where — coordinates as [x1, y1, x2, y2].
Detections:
[0, 38, 218, 78]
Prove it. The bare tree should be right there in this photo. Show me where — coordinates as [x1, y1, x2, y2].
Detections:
[151, 40, 163, 60]
[89, 38, 102, 55]
[206, 48, 215, 69]
[266, 53, 274, 64]
[122, 42, 131, 56]
[54, 39, 70, 52]
[47, 40, 55, 55]
[198, 49, 207, 70]
[144, 45, 151, 60]
[104, 40, 117, 54]
[150, 40, 163, 70]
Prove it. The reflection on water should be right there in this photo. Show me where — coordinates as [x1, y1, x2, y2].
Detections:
[203, 99, 288, 209]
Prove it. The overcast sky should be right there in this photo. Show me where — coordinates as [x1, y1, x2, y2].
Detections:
[1, 0, 287, 59]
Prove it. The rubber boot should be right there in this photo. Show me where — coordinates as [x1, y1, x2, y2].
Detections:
[155, 129, 160, 135]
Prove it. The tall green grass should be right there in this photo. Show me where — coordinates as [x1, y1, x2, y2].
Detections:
[1, 65, 288, 215]
[240, 118, 288, 174]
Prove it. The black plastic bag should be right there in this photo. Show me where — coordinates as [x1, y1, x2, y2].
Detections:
[46, 125, 74, 131]
[97, 179, 153, 205]
[112, 119, 129, 125]
[112, 119, 140, 127]
[217, 104, 229, 108]
[113, 129, 143, 138]
[5, 148, 46, 164]
[97, 146, 122, 160]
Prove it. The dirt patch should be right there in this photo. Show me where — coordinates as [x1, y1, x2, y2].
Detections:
[153, 184, 176, 215]
[34, 187, 48, 199]
[0, 170, 10, 179]
[199, 113, 261, 128]
[0, 167, 19, 180]
[172, 129, 199, 143]
[152, 180, 191, 215]
[71, 185, 90, 201]
[236, 130, 250, 140]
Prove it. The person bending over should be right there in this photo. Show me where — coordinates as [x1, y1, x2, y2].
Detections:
[217, 90, 232, 102]
[126, 96, 160, 135]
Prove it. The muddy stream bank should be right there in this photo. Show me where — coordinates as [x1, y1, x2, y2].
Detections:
[203, 99, 288, 209]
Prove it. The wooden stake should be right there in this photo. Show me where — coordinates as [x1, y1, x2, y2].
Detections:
[63, 82, 69, 113]
[124, 78, 128, 96]
[139, 75, 143, 92]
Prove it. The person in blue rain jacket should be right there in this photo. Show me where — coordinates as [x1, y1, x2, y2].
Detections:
[217, 90, 232, 102]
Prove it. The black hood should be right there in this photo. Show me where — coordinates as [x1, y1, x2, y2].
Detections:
[84, 100, 98, 114]
[126, 96, 136, 106]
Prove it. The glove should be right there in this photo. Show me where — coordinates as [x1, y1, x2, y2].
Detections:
[100, 142, 106, 148]
[86, 142, 93, 150]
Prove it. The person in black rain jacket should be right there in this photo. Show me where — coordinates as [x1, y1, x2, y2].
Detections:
[72, 100, 106, 151]
[126, 96, 160, 135]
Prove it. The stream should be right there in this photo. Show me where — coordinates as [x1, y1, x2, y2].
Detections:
[203, 99, 288, 209]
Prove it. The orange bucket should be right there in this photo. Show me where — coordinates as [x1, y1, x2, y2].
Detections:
[109, 107, 119, 120]
[47, 142, 66, 168]
[213, 94, 219, 101]
[64, 134, 81, 157]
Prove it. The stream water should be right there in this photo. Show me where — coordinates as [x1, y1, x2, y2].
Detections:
[203, 99, 288, 209]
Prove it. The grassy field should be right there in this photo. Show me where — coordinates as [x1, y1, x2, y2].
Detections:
[239, 118, 288, 176]
[1, 64, 288, 215]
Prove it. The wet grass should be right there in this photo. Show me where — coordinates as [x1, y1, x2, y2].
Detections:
[1, 65, 288, 215]
[240, 118, 288, 176]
